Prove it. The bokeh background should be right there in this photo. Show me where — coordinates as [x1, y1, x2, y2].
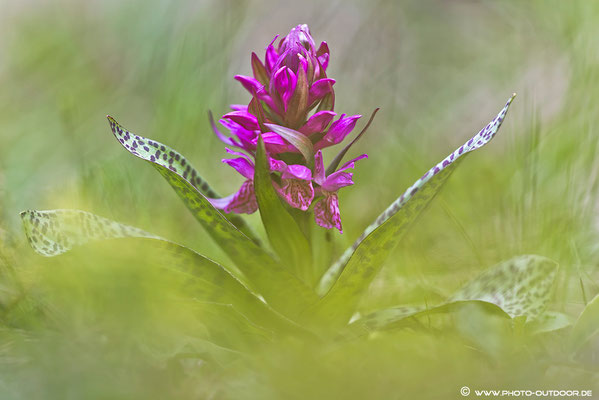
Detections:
[1, 0, 599, 399]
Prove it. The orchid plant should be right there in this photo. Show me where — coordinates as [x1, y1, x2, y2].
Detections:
[22, 25, 562, 346]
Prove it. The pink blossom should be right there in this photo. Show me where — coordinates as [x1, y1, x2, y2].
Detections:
[208, 25, 370, 232]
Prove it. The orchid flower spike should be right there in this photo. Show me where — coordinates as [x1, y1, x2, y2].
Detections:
[208, 24, 375, 233]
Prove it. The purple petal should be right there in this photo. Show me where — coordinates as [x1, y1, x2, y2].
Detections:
[224, 147, 251, 159]
[271, 66, 297, 112]
[321, 154, 367, 191]
[308, 78, 335, 105]
[230, 104, 248, 112]
[281, 164, 312, 181]
[314, 193, 342, 233]
[269, 157, 288, 173]
[298, 53, 309, 75]
[222, 111, 260, 131]
[209, 113, 239, 147]
[208, 180, 258, 214]
[315, 114, 362, 150]
[317, 53, 329, 73]
[260, 131, 296, 154]
[321, 171, 354, 192]
[277, 178, 314, 211]
[219, 118, 254, 139]
[222, 157, 254, 180]
[260, 132, 287, 145]
[313, 150, 326, 185]
[308, 53, 321, 80]
[219, 118, 258, 151]
[337, 153, 368, 172]
[281, 67, 298, 110]
[316, 41, 330, 70]
[234, 75, 263, 95]
[300, 111, 336, 135]
[265, 39, 279, 74]
[281, 24, 316, 54]
[277, 25, 316, 72]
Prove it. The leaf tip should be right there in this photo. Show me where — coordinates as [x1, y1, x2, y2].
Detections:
[106, 115, 118, 130]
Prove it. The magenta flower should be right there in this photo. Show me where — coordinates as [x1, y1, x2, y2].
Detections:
[208, 150, 314, 213]
[313, 151, 367, 233]
[208, 24, 370, 233]
[235, 24, 335, 128]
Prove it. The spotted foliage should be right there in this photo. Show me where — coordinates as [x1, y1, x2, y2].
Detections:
[21, 210, 304, 334]
[107, 117, 318, 317]
[354, 255, 557, 332]
[351, 301, 509, 333]
[526, 311, 571, 334]
[106, 116, 258, 243]
[352, 305, 428, 332]
[309, 95, 516, 326]
[20, 209, 160, 256]
[449, 255, 558, 318]
[318, 94, 516, 296]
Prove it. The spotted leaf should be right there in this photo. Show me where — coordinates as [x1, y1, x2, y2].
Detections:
[526, 311, 571, 334]
[107, 117, 318, 317]
[351, 255, 557, 332]
[21, 209, 305, 334]
[105, 116, 258, 243]
[449, 255, 558, 319]
[311, 95, 516, 326]
[350, 301, 508, 333]
[20, 209, 160, 256]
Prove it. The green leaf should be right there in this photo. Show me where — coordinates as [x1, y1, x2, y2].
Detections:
[264, 123, 314, 164]
[351, 255, 557, 332]
[309, 95, 516, 326]
[449, 255, 558, 319]
[350, 305, 432, 332]
[20, 209, 161, 256]
[526, 311, 571, 334]
[21, 209, 307, 334]
[106, 115, 259, 244]
[254, 135, 313, 283]
[191, 301, 277, 350]
[107, 117, 318, 317]
[570, 293, 599, 352]
[346, 301, 508, 339]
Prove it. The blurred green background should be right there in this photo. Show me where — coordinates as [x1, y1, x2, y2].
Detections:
[1, 0, 599, 398]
